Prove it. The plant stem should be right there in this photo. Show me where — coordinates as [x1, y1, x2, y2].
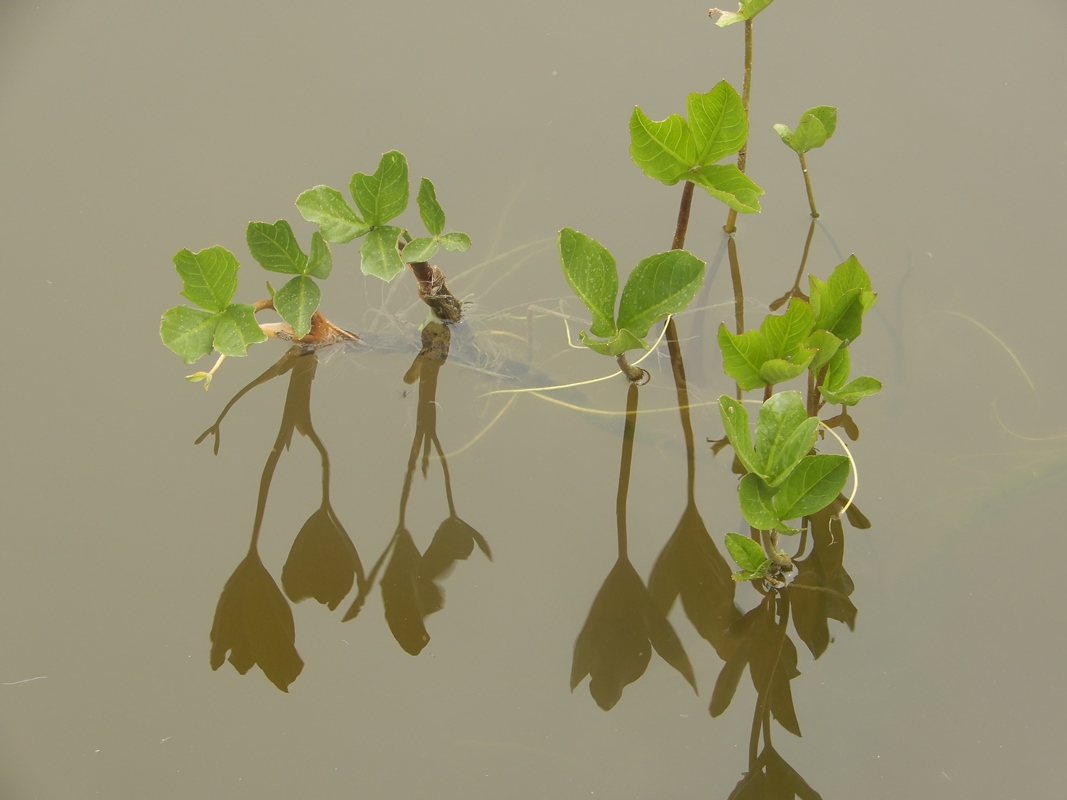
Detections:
[798, 151, 819, 218]
[724, 18, 754, 234]
[672, 181, 695, 250]
[665, 319, 696, 499]
[615, 353, 648, 384]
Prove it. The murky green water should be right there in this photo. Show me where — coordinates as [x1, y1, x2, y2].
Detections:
[3, 1, 1066, 797]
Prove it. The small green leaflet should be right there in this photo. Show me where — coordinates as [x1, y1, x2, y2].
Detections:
[724, 533, 770, 582]
[775, 106, 838, 154]
[712, 0, 775, 27]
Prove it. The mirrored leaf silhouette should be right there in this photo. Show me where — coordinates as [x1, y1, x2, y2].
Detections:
[728, 744, 823, 799]
[421, 514, 491, 580]
[210, 547, 303, 692]
[648, 500, 741, 661]
[791, 507, 857, 659]
[748, 602, 802, 737]
[282, 503, 362, 610]
[571, 556, 698, 710]
[381, 527, 444, 655]
[710, 596, 802, 736]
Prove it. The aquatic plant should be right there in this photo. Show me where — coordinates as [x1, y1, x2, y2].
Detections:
[161, 151, 469, 388]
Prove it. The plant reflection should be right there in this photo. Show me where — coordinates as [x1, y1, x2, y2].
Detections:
[571, 382, 698, 709]
[649, 323, 742, 662]
[209, 545, 303, 692]
[198, 321, 488, 688]
[566, 319, 869, 797]
[344, 322, 491, 653]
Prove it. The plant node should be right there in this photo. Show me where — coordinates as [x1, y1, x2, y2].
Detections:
[408, 261, 463, 323]
[615, 354, 650, 384]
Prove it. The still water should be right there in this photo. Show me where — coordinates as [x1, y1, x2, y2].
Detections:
[2, 1, 1066, 797]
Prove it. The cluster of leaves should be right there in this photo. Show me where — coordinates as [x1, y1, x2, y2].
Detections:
[717, 255, 881, 405]
[160, 247, 267, 367]
[161, 221, 337, 365]
[720, 391, 849, 557]
[161, 151, 469, 370]
[295, 150, 470, 281]
[716, 257, 882, 582]
[558, 228, 705, 356]
[629, 81, 763, 214]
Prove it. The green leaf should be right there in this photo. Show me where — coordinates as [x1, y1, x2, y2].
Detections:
[758, 352, 814, 384]
[718, 323, 770, 391]
[820, 376, 882, 406]
[173, 246, 239, 312]
[558, 228, 619, 339]
[629, 106, 694, 185]
[738, 473, 781, 530]
[295, 185, 369, 243]
[828, 254, 876, 312]
[360, 226, 405, 280]
[161, 306, 219, 363]
[724, 532, 770, 581]
[213, 303, 268, 356]
[810, 255, 876, 341]
[823, 347, 850, 392]
[402, 237, 439, 263]
[805, 329, 842, 371]
[687, 82, 748, 165]
[579, 327, 647, 357]
[812, 284, 864, 342]
[246, 220, 309, 276]
[617, 250, 705, 339]
[754, 392, 819, 486]
[806, 106, 838, 139]
[688, 164, 763, 213]
[786, 106, 838, 153]
[761, 298, 815, 359]
[718, 395, 760, 476]
[438, 231, 471, 252]
[772, 455, 849, 521]
[307, 231, 332, 280]
[713, 0, 775, 27]
[272, 276, 320, 339]
[778, 106, 838, 154]
[350, 150, 409, 226]
[416, 178, 445, 237]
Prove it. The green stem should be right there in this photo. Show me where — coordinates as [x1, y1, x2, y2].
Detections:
[724, 18, 753, 234]
[798, 151, 819, 218]
[672, 181, 695, 250]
